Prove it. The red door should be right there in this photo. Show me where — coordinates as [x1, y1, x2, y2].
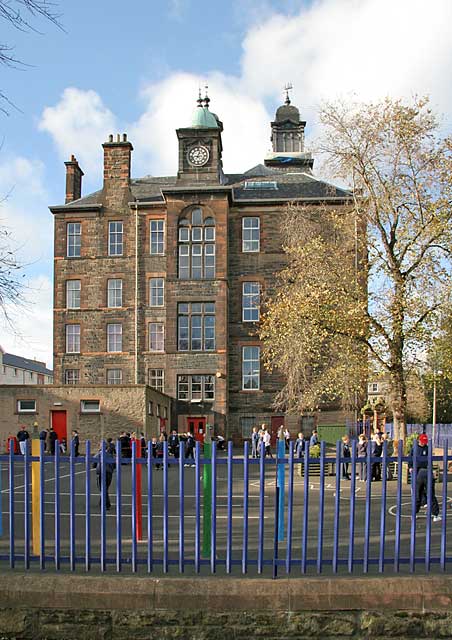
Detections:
[51, 410, 67, 442]
[159, 417, 167, 434]
[270, 416, 285, 446]
[188, 417, 206, 443]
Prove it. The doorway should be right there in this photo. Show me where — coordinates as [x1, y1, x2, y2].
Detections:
[51, 410, 67, 443]
[187, 416, 206, 443]
[270, 416, 285, 446]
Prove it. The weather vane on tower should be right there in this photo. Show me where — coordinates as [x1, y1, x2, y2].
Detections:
[284, 82, 293, 105]
[204, 83, 210, 108]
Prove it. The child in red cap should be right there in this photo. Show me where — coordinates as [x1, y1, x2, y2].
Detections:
[409, 434, 441, 522]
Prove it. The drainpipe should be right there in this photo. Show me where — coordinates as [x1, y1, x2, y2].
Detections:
[135, 202, 139, 385]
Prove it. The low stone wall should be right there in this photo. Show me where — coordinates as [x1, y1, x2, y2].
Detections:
[1, 574, 452, 639]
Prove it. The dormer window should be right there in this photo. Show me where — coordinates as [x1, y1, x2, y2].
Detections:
[244, 181, 278, 190]
[178, 208, 215, 279]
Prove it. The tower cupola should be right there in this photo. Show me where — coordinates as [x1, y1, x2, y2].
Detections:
[176, 89, 224, 184]
[265, 84, 314, 172]
[191, 88, 220, 129]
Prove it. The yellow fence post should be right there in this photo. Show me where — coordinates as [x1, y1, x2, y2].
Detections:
[31, 422, 40, 556]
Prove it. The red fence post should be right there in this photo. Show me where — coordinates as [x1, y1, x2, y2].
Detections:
[133, 437, 143, 542]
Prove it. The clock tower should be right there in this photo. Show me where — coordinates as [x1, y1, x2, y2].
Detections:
[176, 92, 224, 185]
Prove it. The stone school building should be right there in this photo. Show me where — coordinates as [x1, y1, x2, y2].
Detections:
[1, 91, 354, 448]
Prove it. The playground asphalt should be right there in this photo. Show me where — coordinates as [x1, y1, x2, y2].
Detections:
[0, 452, 450, 577]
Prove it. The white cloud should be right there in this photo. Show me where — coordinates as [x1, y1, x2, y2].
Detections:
[0, 155, 52, 265]
[39, 87, 117, 177]
[0, 156, 53, 367]
[168, 0, 189, 21]
[130, 71, 270, 176]
[0, 274, 53, 369]
[241, 0, 452, 132]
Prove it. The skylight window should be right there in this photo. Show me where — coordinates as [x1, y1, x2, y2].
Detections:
[243, 181, 278, 190]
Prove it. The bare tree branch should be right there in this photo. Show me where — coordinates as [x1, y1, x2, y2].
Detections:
[0, 0, 63, 114]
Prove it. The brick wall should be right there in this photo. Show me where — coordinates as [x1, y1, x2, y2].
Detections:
[0, 385, 171, 452]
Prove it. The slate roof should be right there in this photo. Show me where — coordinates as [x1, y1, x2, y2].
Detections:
[231, 171, 351, 201]
[52, 165, 351, 209]
[3, 353, 53, 376]
[62, 189, 103, 208]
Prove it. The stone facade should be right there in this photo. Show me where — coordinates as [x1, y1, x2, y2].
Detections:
[0, 384, 170, 451]
[50, 95, 356, 441]
[0, 574, 452, 639]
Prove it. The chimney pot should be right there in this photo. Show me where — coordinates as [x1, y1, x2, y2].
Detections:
[116, 134, 120, 143]
[123, 133, 127, 142]
[64, 155, 84, 204]
[109, 134, 113, 143]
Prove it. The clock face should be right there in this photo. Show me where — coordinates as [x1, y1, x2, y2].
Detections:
[187, 145, 209, 167]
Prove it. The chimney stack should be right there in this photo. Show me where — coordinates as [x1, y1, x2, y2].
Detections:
[102, 133, 133, 190]
[64, 155, 84, 204]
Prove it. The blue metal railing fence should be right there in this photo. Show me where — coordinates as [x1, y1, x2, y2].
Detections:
[0, 438, 450, 577]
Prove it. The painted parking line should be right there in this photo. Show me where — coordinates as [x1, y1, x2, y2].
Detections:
[1, 491, 264, 500]
[4, 499, 258, 510]
[249, 479, 364, 497]
[0, 469, 88, 494]
[388, 497, 452, 518]
[1, 510, 270, 520]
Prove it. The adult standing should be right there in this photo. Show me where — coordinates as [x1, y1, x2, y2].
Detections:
[150, 437, 158, 465]
[140, 432, 147, 457]
[283, 427, 291, 451]
[251, 426, 260, 459]
[382, 432, 394, 480]
[168, 430, 180, 458]
[184, 431, 195, 467]
[47, 427, 58, 455]
[119, 431, 131, 459]
[371, 433, 383, 481]
[92, 442, 116, 510]
[71, 430, 80, 457]
[17, 426, 30, 455]
[106, 438, 116, 456]
[39, 428, 48, 451]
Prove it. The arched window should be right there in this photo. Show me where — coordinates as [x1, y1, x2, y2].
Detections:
[178, 208, 215, 279]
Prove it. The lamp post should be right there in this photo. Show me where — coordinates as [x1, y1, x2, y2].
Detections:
[432, 369, 442, 449]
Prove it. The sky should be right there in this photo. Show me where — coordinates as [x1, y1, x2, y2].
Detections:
[1, 0, 452, 369]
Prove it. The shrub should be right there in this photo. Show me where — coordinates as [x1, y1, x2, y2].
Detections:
[405, 432, 419, 455]
[310, 443, 321, 458]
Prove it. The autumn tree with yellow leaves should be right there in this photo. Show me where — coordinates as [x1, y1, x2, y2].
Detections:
[260, 97, 452, 443]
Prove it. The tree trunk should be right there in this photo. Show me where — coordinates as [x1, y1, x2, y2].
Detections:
[390, 369, 407, 452]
